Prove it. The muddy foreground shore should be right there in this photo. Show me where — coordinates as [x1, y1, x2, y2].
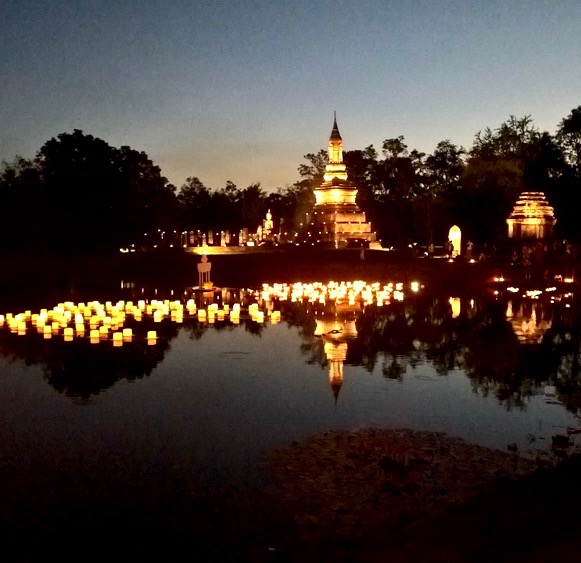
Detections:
[256, 428, 581, 562]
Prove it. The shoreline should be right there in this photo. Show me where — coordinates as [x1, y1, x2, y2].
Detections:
[256, 427, 581, 561]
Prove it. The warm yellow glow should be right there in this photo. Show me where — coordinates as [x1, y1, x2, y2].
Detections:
[450, 297, 461, 318]
[307, 118, 375, 246]
[448, 226, 461, 257]
[0, 278, 427, 346]
[507, 191, 555, 239]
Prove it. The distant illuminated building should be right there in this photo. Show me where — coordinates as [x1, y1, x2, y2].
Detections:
[448, 225, 461, 258]
[304, 115, 376, 247]
[507, 192, 555, 239]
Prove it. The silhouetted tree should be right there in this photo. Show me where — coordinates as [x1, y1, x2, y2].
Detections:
[557, 106, 581, 178]
[461, 116, 542, 242]
[239, 183, 267, 231]
[35, 130, 178, 253]
[177, 176, 213, 231]
[0, 157, 44, 252]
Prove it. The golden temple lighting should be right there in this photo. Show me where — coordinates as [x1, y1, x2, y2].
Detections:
[306, 115, 376, 247]
[507, 192, 555, 239]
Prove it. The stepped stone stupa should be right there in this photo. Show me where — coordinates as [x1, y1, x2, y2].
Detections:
[303, 115, 377, 247]
[506, 191, 556, 240]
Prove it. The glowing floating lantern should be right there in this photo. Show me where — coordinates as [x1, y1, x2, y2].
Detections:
[147, 330, 157, 345]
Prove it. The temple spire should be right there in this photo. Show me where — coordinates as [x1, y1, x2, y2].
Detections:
[306, 116, 376, 247]
[330, 111, 342, 141]
[326, 113, 346, 175]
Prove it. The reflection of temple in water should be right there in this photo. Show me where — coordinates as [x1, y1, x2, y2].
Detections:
[506, 299, 552, 344]
[314, 316, 358, 402]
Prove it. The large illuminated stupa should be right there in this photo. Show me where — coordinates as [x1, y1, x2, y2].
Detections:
[506, 191, 556, 240]
[303, 115, 376, 247]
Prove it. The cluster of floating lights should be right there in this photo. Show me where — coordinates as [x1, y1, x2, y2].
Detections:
[0, 300, 182, 345]
[0, 280, 422, 345]
[257, 280, 420, 307]
[0, 296, 285, 345]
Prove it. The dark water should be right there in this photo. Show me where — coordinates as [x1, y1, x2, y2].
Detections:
[1, 277, 580, 559]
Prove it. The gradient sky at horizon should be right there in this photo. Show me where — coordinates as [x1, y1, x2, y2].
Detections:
[2, 0, 580, 191]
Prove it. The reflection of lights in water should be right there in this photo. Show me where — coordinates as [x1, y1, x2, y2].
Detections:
[450, 297, 461, 318]
[259, 280, 421, 308]
[324, 340, 348, 394]
[0, 280, 423, 347]
[506, 300, 513, 318]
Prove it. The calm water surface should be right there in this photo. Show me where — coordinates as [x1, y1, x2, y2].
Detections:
[1, 279, 579, 490]
[3, 278, 581, 558]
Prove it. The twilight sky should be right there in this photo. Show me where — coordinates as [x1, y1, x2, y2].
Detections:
[2, 0, 580, 192]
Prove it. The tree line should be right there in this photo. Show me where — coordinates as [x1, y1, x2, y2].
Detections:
[1, 106, 580, 254]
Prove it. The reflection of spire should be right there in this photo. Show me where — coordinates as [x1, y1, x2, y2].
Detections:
[316, 316, 357, 404]
[324, 340, 347, 405]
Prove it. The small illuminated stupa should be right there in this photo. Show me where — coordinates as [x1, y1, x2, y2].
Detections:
[304, 115, 376, 247]
[507, 192, 556, 239]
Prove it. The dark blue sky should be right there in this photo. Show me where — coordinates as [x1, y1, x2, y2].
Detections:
[2, 0, 580, 191]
